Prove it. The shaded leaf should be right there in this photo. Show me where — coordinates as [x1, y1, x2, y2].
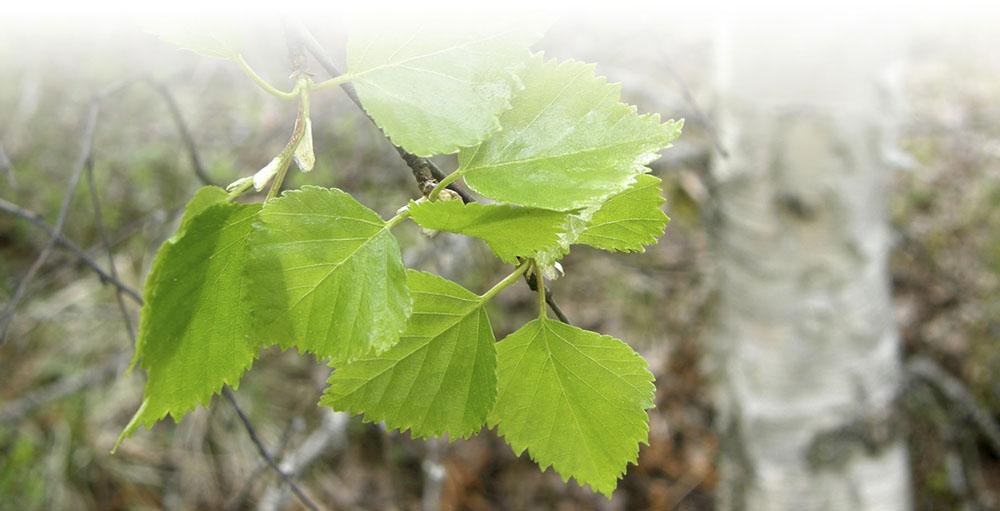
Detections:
[128, 185, 230, 371]
[120, 198, 261, 445]
[407, 199, 568, 263]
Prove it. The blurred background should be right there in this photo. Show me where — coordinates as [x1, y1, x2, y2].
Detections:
[1, 4, 998, 510]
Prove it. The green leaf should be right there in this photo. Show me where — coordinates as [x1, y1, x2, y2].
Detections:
[489, 318, 655, 496]
[173, 186, 230, 236]
[127, 186, 230, 372]
[461, 55, 683, 211]
[577, 174, 669, 252]
[248, 186, 410, 364]
[142, 20, 245, 59]
[407, 199, 568, 263]
[119, 198, 262, 445]
[346, 16, 544, 156]
[322, 270, 495, 439]
[531, 176, 669, 270]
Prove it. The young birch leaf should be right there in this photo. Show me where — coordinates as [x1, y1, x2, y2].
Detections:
[461, 55, 683, 211]
[127, 186, 230, 372]
[322, 270, 495, 439]
[489, 318, 656, 496]
[118, 198, 261, 446]
[577, 174, 669, 252]
[293, 119, 315, 172]
[142, 19, 246, 59]
[407, 199, 568, 263]
[346, 16, 544, 157]
[532, 176, 668, 271]
[248, 186, 410, 364]
[174, 186, 230, 235]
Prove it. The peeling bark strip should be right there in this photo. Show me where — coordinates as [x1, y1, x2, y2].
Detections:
[707, 21, 911, 510]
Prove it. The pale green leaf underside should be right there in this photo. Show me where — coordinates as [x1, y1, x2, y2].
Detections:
[407, 199, 568, 263]
[489, 318, 655, 496]
[323, 270, 495, 439]
[248, 186, 411, 364]
[124, 197, 262, 439]
[577, 174, 669, 252]
[461, 55, 683, 211]
[143, 20, 245, 59]
[347, 17, 543, 157]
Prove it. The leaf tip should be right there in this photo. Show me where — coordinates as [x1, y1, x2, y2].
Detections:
[113, 397, 150, 454]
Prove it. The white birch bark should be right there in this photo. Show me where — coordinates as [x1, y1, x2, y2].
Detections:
[706, 20, 911, 511]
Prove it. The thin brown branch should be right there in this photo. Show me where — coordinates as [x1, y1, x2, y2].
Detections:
[222, 387, 321, 511]
[657, 51, 728, 159]
[907, 356, 1000, 457]
[225, 416, 301, 511]
[0, 101, 100, 343]
[84, 146, 137, 342]
[0, 197, 142, 303]
[258, 409, 350, 511]
[145, 78, 214, 186]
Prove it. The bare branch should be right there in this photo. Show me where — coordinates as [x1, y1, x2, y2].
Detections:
[257, 408, 350, 511]
[84, 144, 137, 341]
[0, 197, 142, 303]
[223, 387, 321, 511]
[226, 416, 301, 511]
[145, 78, 214, 186]
[907, 356, 1000, 457]
[0, 101, 100, 343]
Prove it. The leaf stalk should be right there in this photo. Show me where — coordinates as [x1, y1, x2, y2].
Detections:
[428, 169, 465, 200]
[535, 262, 547, 319]
[234, 54, 300, 100]
[480, 260, 532, 302]
[310, 73, 356, 91]
[265, 78, 312, 201]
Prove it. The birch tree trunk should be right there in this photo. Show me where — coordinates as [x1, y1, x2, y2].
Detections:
[706, 20, 911, 511]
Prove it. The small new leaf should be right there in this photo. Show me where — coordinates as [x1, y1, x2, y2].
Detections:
[294, 119, 315, 172]
[577, 174, 669, 252]
[407, 199, 568, 263]
[248, 186, 410, 364]
[489, 318, 655, 496]
[461, 55, 682, 211]
[323, 271, 495, 439]
[119, 194, 261, 447]
[346, 15, 544, 156]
